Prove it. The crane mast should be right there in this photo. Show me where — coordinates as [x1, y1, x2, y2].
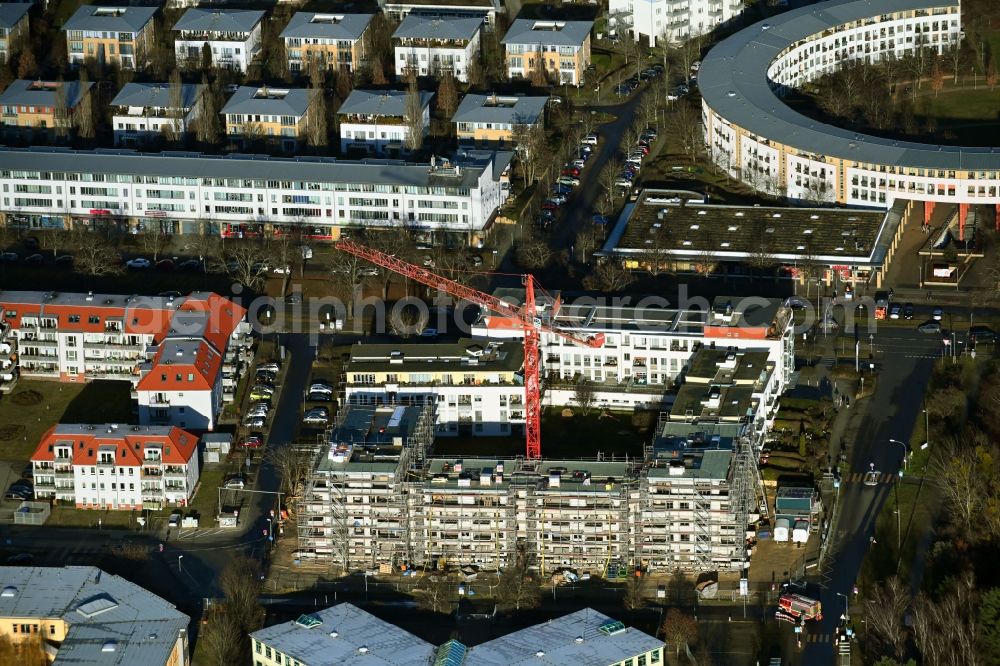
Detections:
[334, 238, 603, 459]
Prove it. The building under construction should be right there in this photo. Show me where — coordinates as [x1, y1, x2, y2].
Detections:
[296, 404, 762, 575]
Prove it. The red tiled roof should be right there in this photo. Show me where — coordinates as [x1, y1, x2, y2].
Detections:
[135, 341, 222, 391]
[31, 425, 199, 466]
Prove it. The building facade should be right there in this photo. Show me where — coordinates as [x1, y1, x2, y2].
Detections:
[609, 0, 746, 46]
[0, 566, 189, 665]
[31, 424, 200, 510]
[343, 339, 526, 436]
[452, 93, 546, 146]
[281, 12, 373, 74]
[172, 8, 264, 73]
[221, 85, 320, 152]
[110, 82, 205, 146]
[379, 0, 502, 30]
[337, 88, 432, 155]
[502, 19, 592, 86]
[63, 5, 157, 70]
[0, 147, 512, 243]
[0, 79, 93, 138]
[0, 3, 30, 64]
[393, 15, 482, 82]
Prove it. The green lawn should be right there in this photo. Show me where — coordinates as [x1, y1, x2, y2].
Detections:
[188, 466, 229, 523]
[0, 380, 134, 462]
[918, 85, 1000, 120]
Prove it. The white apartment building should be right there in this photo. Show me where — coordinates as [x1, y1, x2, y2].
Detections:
[31, 424, 200, 510]
[501, 19, 593, 86]
[337, 88, 433, 156]
[110, 82, 205, 146]
[0, 147, 513, 244]
[610, 0, 745, 46]
[472, 290, 794, 409]
[172, 9, 264, 73]
[343, 339, 525, 437]
[393, 15, 482, 82]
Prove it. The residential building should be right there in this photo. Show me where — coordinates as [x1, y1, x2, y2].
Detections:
[110, 81, 205, 146]
[0, 79, 92, 138]
[297, 405, 436, 569]
[610, 0, 746, 46]
[379, 0, 502, 30]
[172, 8, 264, 73]
[344, 338, 525, 436]
[502, 19, 592, 86]
[393, 15, 482, 82]
[0, 566, 189, 665]
[0, 147, 513, 243]
[465, 608, 664, 665]
[63, 5, 157, 70]
[221, 85, 320, 152]
[0, 3, 30, 64]
[31, 424, 200, 510]
[281, 12, 373, 74]
[337, 88, 433, 156]
[471, 289, 795, 409]
[251, 603, 435, 666]
[452, 92, 546, 146]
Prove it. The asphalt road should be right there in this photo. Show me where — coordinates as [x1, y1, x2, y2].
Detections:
[798, 325, 940, 664]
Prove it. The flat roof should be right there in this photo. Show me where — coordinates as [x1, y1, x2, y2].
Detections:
[603, 190, 890, 265]
[172, 8, 265, 33]
[698, 0, 1000, 171]
[423, 458, 633, 492]
[0, 289, 182, 311]
[221, 86, 318, 118]
[501, 18, 592, 47]
[0, 3, 30, 29]
[650, 421, 740, 479]
[0, 79, 92, 109]
[251, 603, 436, 666]
[348, 338, 524, 374]
[452, 93, 547, 125]
[280, 12, 374, 41]
[111, 82, 204, 111]
[393, 14, 482, 40]
[685, 348, 772, 384]
[338, 89, 433, 117]
[382, 0, 499, 9]
[465, 608, 662, 665]
[63, 5, 156, 32]
[670, 383, 755, 422]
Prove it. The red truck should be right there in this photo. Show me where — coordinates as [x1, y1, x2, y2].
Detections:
[778, 593, 823, 621]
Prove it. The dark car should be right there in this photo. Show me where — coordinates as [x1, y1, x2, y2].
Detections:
[54, 255, 73, 266]
[24, 253, 43, 264]
[177, 259, 203, 271]
[541, 201, 560, 212]
[969, 326, 997, 345]
[903, 303, 914, 320]
[155, 259, 174, 272]
[917, 321, 942, 334]
[5, 553, 33, 564]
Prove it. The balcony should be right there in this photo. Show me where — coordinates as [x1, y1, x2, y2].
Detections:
[141, 469, 163, 479]
[164, 467, 186, 478]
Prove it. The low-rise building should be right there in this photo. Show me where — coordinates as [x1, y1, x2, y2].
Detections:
[251, 603, 435, 666]
[0, 566, 189, 665]
[393, 15, 482, 82]
[31, 424, 200, 510]
[610, 0, 746, 46]
[337, 88, 432, 156]
[502, 18, 592, 86]
[173, 8, 264, 73]
[281, 12, 373, 75]
[379, 0, 502, 30]
[0, 79, 93, 138]
[221, 85, 320, 152]
[110, 81, 205, 146]
[452, 92, 546, 147]
[0, 4, 31, 64]
[344, 338, 525, 436]
[63, 5, 157, 70]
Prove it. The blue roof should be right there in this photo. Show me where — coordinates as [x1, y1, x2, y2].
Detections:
[63, 5, 156, 33]
[0, 3, 30, 30]
[280, 13, 374, 41]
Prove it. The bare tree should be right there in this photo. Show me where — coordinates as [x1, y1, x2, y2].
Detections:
[265, 446, 314, 515]
[746, 219, 776, 272]
[195, 75, 222, 145]
[512, 116, 547, 185]
[666, 102, 702, 163]
[165, 68, 184, 143]
[200, 608, 244, 666]
[436, 71, 458, 117]
[600, 155, 625, 208]
[306, 88, 328, 149]
[16, 47, 36, 79]
[329, 251, 376, 318]
[573, 380, 597, 414]
[530, 52, 548, 87]
[139, 221, 169, 262]
[623, 573, 649, 611]
[495, 545, 541, 612]
[225, 240, 271, 291]
[864, 576, 909, 660]
[931, 434, 994, 532]
[404, 75, 425, 152]
[416, 574, 459, 614]
[72, 229, 122, 276]
[662, 608, 698, 656]
[583, 260, 635, 291]
[74, 70, 95, 140]
[516, 228, 554, 270]
[53, 78, 69, 140]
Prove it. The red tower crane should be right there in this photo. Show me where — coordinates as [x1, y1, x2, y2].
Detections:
[335, 238, 604, 459]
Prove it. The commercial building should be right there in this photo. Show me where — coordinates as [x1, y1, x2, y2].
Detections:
[393, 15, 482, 82]
[250, 603, 436, 666]
[609, 0, 745, 46]
[63, 5, 157, 70]
[172, 8, 265, 73]
[337, 88, 433, 156]
[502, 19, 593, 86]
[31, 423, 200, 510]
[699, 0, 999, 233]
[0, 147, 513, 243]
[281, 13, 374, 75]
[0, 79, 93, 139]
[599, 189, 905, 288]
[452, 92, 546, 147]
[0, 3, 31, 64]
[343, 338, 526, 437]
[0, 566, 189, 665]
[221, 85, 321, 152]
[379, 0, 502, 30]
[110, 81, 206, 146]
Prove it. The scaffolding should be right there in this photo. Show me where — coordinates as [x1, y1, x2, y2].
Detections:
[729, 434, 767, 567]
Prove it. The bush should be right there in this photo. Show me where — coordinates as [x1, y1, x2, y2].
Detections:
[11, 390, 41, 406]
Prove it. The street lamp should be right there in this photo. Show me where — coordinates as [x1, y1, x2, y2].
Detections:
[888, 438, 907, 471]
[178, 555, 184, 574]
[836, 591, 849, 622]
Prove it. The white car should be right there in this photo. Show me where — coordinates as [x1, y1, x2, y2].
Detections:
[126, 258, 151, 270]
[224, 477, 246, 490]
[271, 265, 291, 275]
[243, 415, 266, 428]
[556, 176, 581, 187]
[581, 134, 599, 145]
[614, 178, 633, 189]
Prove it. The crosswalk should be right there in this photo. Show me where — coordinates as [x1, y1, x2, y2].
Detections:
[840, 471, 897, 484]
[805, 633, 833, 643]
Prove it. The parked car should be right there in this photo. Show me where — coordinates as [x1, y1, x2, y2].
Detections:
[241, 435, 264, 449]
[571, 159, 586, 169]
[552, 183, 573, 196]
[24, 253, 43, 264]
[4, 488, 29, 500]
[243, 415, 266, 428]
[54, 255, 73, 266]
[593, 215, 609, 225]
[541, 201, 560, 212]
[888, 304, 901, 319]
[224, 476, 246, 490]
[581, 133, 599, 145]
[634, 144, 650, 155]
[562, 165, 580, 176]
[5, 553, 33, 564]
[303, 407, 329, 426]
[249, 385, 274, 401]
[549, 193, 568, 205]
[168, 512, 182, 528]
[308, 382, 334, 394]
[271, 264, 291, 275]
[614, 178, 634, 189]
[917, 321, 942, 334]
[155, 259, 174, 272]
[0, 252, 18, 262]
[176, 259, 202, 271]
[258, 362, 280, 373]
[932, 306, 944, 320]
[126, 258, 151, 270]
[255, 371, 277, 385]
[969, 326, 997, 345]
[902, 303, 914, 320]
[307, 391, 333, 402]
[556, 176, 580, 187]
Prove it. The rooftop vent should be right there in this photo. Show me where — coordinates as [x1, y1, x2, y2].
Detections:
[734, 212, 744, 217]
[329, 631, 339, 638]
[535, 651, 546, 657]
[102, 641, 117, 653]
[575, 637, 584, 644]
[598, 619, 627, 636]
[1, 586, 16, 598]
[809, 214, 819, 220]
[358, 646, 370, 654]
[295, 614, 322, 629]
